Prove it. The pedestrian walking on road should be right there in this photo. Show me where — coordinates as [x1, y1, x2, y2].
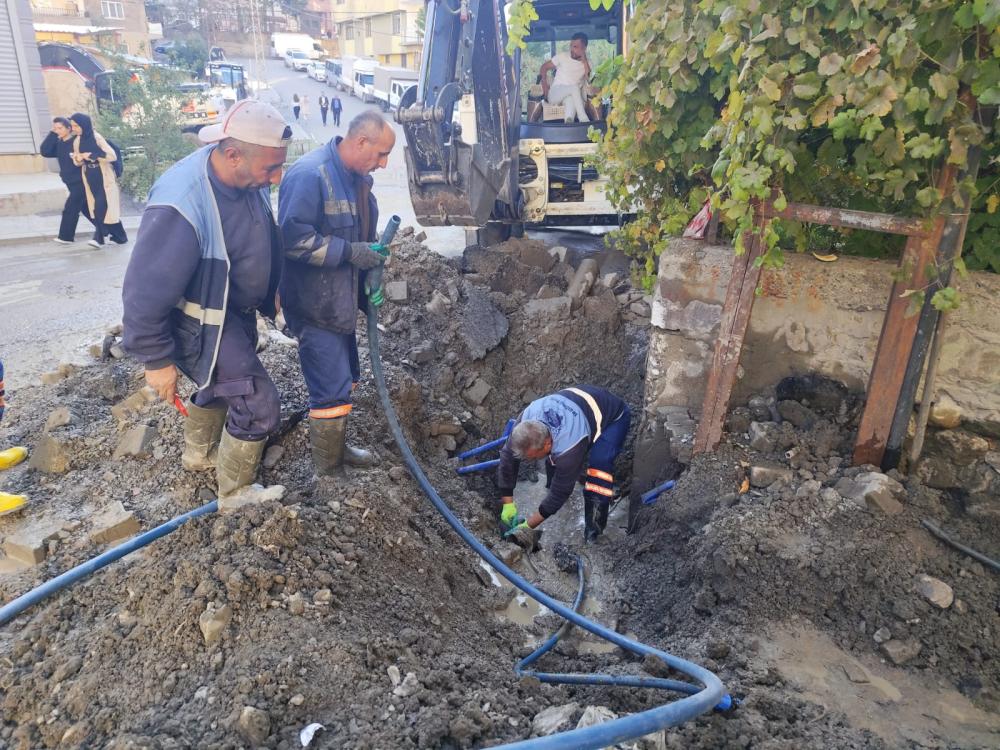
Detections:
[121, 100, 291, 498]
[301, 94, 311, 123]
[40, 116, 97, 245]
[292, 93, 301, 120]
[69, 113, 127, 248]
[331, 94, 342, 127]
[319, 93, 329, 126]
[277, 111, 396, 477]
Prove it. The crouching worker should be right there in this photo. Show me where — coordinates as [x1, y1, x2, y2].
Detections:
[122, 101, 291, 497]
[497, 385, 630, 548]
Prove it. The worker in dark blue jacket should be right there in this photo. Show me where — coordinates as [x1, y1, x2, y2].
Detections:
[278, 111, 396, 477]
[497, 385, 630, 546]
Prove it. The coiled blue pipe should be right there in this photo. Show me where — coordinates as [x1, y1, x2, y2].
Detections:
[367, 304, 729, 749]
[0, 501, 218, 626]
[456, 458, 501, 475]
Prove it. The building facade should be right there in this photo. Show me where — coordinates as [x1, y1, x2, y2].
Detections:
[31, 0, 152, 57]
[0, 0, 52, 171]
[333, 0, 422, 69]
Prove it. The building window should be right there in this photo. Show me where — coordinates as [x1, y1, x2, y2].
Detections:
[345, 21, 353, 40]
[365, 18, 372, 38]
[101, 1, 125, 19]
[392, 12, 402, 35]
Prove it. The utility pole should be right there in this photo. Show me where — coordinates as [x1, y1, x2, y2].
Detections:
[248, 0, 269, 92]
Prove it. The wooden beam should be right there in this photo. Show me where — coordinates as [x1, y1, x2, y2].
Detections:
[693, 219, 768, 454]
[759, 201, 930, 237]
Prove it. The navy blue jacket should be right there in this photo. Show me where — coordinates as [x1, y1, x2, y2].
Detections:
[40, 131, 82, 185]
[278, 137, 378, 334]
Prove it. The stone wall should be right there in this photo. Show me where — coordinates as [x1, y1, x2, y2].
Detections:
[643, 239, 1000, 460]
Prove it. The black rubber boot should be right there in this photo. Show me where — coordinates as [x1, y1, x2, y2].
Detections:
[595, 499, 610, 534]
[584, 495, 599, 543]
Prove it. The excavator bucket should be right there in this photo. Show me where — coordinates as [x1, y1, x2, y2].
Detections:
[396, 0, 519, 227]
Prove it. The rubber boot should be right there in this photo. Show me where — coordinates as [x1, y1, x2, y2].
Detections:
[216, 429, 265, 497]
[583, 495, 599, 543]
[0, 446, 28, 471]
[344, 428, 375, 468]
[0, 491, 28, 517]
[594, 500, 610, 534]
[309, 416, 347, 476]
[181, 402, 227, 471]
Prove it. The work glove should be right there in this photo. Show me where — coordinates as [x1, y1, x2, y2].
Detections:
[504, 521, 541, 551]
[365, 264, 386, 307]
[499, 501, 518, 529]
[348, 242, 388, 270]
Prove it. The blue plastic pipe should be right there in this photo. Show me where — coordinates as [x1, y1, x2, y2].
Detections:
[641, 479, 676, 505]
[457, 418, 516, 460]
[0, 500, 218, 627]
[456, 458, 501, 475]
[367, 304, 729, 749]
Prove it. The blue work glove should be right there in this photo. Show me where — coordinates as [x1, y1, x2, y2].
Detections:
[348, 242, 388, 270]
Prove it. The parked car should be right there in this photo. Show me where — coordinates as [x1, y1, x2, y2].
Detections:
[307, 61, 326, 82]
[284, 49, 311, 71]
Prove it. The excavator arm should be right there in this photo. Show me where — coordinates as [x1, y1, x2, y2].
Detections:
[396, 0, 520, 227]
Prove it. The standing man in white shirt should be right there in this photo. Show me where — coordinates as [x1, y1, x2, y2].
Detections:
[540, 33, 592, 123]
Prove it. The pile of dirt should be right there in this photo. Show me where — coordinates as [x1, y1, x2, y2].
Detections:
[0, 234, 653, 749]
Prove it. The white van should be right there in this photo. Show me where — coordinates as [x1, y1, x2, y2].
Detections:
[352, 58, 377, 102]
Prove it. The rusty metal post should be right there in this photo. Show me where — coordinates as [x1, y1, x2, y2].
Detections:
[693, 215, 768, 454]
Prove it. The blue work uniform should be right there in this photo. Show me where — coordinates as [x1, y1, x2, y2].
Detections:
[497, 385, 631, 518]
[277, 137, 378, 420]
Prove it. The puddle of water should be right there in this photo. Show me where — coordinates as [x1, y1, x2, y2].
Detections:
[504, 593, 550, 627]
[478, 559, 504, 588]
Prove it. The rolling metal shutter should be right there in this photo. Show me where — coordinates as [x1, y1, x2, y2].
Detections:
[0, 3, 35, 155]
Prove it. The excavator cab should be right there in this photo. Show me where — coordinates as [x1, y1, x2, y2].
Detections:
[398, 0, 631, 242]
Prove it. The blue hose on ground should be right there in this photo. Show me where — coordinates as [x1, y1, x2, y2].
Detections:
[0, 500, 218, 627]
[367, 304, 729, 749]
[641, 480, 676, 505]
[456, 458, 501, 475]
[456, 418, 516, 460]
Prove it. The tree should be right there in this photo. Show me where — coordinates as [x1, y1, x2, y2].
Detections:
[595, 1, 1000, 293]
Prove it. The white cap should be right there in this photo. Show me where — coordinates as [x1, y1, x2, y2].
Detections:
[199, 99, 291, 148]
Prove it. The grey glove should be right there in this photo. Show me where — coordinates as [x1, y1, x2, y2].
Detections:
[348, 242, 386, 270]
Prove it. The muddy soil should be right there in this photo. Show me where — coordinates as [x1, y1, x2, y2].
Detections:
[1, 232, 998, 749]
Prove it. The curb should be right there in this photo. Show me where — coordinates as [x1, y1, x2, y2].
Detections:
[0, 214, 144, 247]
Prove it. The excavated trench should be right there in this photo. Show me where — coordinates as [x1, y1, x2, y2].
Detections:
[1, 233, 998, 749]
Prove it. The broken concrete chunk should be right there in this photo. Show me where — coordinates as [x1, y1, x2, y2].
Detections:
[262, 445, 284, 470]
[463, 378, 492, 406]
[532, 703, 579, 736]
[385, 281, 408, 303]
[110, 387, 158, 422]
[524, 296, 571, 320]
[881, 638, 922, 666]
[548, 245, 568, 263]
[836, 472, 904, 515]
[237, 705, 271, 744]
[748, 421, 777, 453]
[458, 287, 508, 360]
[928, 393, 962, 429]
[392, 672, 420, 697]
[3, 525, 62, 565]
[777, 399, 817, 429]
[567, 259, 600, 310]
[515, 241, 558, 272]
[44, 406, 74, 432]
[915, 574, 954, 609]
[575, 705, 617, 730]
[28, 434, 71, 474]
[629, 299, 651, 318]
[218, 484, 287, 514]
[749, 463, 793, 488]
[113, 425, 157, 459]
[425, 289, 451, 315]
[929, 430, 990, 466]
[409, 341, 436, 364]
[199, 603, 232, 645]
[387, 664, 402, 687]
[89, 501, 140, 545]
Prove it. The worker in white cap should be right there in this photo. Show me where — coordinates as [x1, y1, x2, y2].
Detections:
[122, 100, 292, 497]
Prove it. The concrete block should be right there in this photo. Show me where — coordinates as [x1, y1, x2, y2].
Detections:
[524, 296, 571, 320]
[749, 463, 793, 488]
[113, 425, 157, 459]
[110, 387, 158, 422]
[28, 434, 71, 474]
[44, 406, 74, 432]
[89, 501, 140, 544]
[4, 525, 61, 564]
[218, 484, 287, 514]
[463, 379, 492, 406]
[385, 281, 408, 303]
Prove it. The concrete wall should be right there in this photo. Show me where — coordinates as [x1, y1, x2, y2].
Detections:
[644, 239, 1000, 452]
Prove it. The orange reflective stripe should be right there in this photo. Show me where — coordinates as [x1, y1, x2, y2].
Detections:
[587, 467, 613, 482]
[584, 482, 614, 497]
[309, 404, 353, 419]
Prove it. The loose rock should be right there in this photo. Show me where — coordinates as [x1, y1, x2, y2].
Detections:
[237, 706, 271, 744]
[198, 604, 232, 646]
[915, 574, 954, 609]
[532, 703, 579, 736]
